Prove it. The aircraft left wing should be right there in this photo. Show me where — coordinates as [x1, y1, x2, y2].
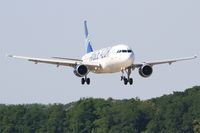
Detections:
[133, 55, 197, 68]
[8, 55, 100, 68]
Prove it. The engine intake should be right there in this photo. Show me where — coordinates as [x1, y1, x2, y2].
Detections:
[74, 65, 88, 77]
[139, 64, 153, 78]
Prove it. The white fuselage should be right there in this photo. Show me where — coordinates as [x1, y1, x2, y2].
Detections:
[82, 44, 135, 73]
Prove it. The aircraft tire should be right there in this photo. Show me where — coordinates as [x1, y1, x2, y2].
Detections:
[81, 78, 85, 85]
[124, 78, 128, 85]
[86, 78, 90, 85]
[129, 78, 133, 85]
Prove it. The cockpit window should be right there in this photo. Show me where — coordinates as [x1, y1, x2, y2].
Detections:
[117, 49, 132, 53]
[117, 50, 121, 53]
[128, 50, 132, 53]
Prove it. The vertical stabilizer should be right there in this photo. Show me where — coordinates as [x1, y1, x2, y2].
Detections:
[84, 21, 93, 53]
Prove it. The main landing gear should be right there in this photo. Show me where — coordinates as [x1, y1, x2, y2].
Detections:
[81, 76, 90, 85]
[121, 68, 133, 85]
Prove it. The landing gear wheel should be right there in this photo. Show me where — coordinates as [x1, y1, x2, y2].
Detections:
[81, 77, 91, 85]
[81, 78, 85, 85]
[129, 78, 133, 85]
[124, 78, 128, 85]
[121, 68, 134, 85]
[86, 78, 90, 85]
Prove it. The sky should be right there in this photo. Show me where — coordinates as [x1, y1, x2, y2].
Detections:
[0, 0, 200, 104]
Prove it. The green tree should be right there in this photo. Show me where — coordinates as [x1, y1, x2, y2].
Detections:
[0, 86, 200, 133]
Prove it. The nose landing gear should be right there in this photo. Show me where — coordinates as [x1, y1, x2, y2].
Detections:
[121, 68, 133, 85]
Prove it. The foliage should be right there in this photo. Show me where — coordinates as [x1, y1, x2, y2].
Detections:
[0, 86, 200, 133]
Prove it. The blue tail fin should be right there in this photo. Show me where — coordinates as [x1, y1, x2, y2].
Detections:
[84, 21, 93, 53]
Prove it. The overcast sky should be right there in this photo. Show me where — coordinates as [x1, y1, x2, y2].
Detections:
[0, 0, 199, 104]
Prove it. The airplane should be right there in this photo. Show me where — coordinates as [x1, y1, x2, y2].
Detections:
[9, 21, 197, 85]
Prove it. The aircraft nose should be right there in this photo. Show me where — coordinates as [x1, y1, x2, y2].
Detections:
[129, 52, 134, 59]
[125, 53, 134, 64]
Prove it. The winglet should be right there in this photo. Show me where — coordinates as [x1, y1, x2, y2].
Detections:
[84, 21, 93, 53]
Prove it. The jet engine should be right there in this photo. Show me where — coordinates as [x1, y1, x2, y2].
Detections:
[139, 64, 153, 78]
[73, 64, 88, 77]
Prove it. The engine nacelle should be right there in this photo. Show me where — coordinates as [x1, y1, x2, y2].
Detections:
[73, 65, 88, 77]
[139, 64, 153, 78]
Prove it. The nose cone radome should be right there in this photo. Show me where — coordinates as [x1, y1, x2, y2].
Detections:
[121, 53, 134, 66]
[128, 53, 134, 64]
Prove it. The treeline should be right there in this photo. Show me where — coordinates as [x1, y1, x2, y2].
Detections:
[0, 86, 200, 133]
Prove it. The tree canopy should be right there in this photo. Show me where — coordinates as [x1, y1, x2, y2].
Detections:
[0, 86, 200, 133]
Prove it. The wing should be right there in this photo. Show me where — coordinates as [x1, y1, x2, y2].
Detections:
[133, 55, 197, 68]
[8, 55, 100, 68]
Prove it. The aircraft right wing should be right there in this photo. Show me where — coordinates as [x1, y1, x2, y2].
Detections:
[8, 55, 100, 68]
[133, 55, 198, 68]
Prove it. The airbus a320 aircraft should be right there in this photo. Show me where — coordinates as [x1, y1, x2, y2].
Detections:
[9, 21, 197, 85]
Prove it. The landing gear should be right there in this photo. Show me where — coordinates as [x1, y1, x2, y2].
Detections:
[86, 78, 90, 85]
[81, 76, 90, 85]
[122, 77, 133, 85]
[129, 78, 133, 85]
[121, 68, 133, 85]
[81, 78, 85, 85]
[124, 78, 128, 85]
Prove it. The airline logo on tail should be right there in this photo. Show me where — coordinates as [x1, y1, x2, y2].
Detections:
[84, 21, 93, 53]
